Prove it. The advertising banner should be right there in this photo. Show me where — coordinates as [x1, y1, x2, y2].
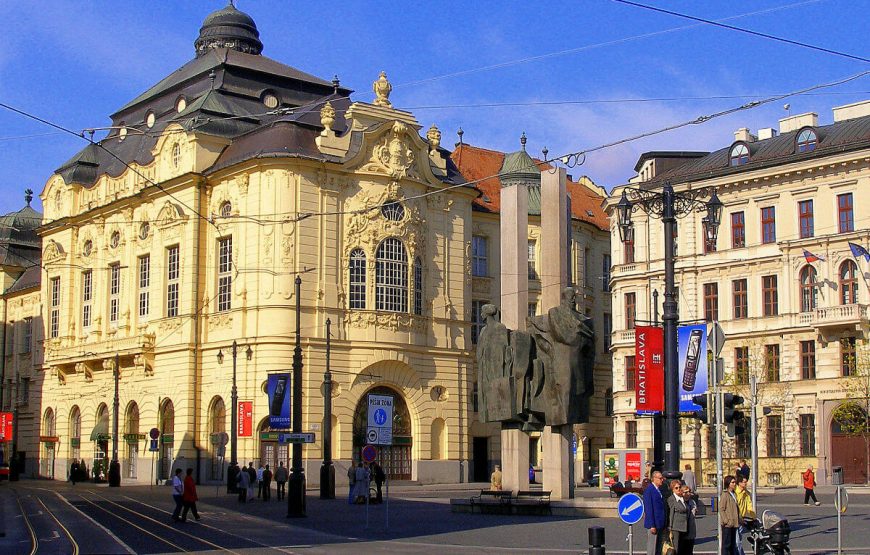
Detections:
[601, 451, 621, 488]
[635, 326, 664, 414]
[625, 451, 642, 482]
[267, 374, 291, 429]
[678, 324, 709, 412]
[0, 412, 12, 441]
[238, 401, 253, 437]
[598, 449, 646, 489]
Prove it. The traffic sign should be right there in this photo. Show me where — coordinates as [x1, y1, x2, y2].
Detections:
[618, 492, 644, 525]
[149, 439, 159, 452]
[361, 444, 377, 464]
[277, 432, 316, 444]
[149, 427, 160, 440]
[367, 394, 393, 446]
[707, 322, 726, 358]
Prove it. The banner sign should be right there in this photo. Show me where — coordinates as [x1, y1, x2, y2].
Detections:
[0, 412, 13, 441]
[678, 324, 709, 412]
[267, 374, 291, 429]
[238, 401, 253, 437]
[625, 451, 642, 483]
[367, 394, 394, 446]
[635, 326, 664, 414]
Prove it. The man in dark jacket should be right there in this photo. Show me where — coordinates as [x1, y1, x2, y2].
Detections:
[262, 464, 273, 501]
[371, 461, 385, 503]
[643, 471, 666, 555]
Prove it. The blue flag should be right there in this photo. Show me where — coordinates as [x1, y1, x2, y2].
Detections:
[848, 242, 870, 262]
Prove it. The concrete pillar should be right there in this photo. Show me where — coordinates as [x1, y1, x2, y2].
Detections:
[540, 166, 573, 499]
[501, 426, 530, 493]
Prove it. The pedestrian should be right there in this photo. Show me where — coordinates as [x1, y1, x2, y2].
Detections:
[69, 459, 79, 485]
[171, 468, 184, 522]
[666, 478, 688, 553]
[275, 461, 288, 500]
[256, 463, 265, 499]
[680, 484, 697, 555]
[246, 462, 256, 501]
[739, 460, 750, 481]
[720, 475, 743, 555]
[353, 462, 369, 504]
[643, 471, 666, 555]
[236, 464, 251, 503]
[262, 464, 272, 501]
[371, 461, 385, 503]
[181, 468, 200, 522]
[682, 463, 696, 492]
[735, 475, 754, 555]
[347, 463, 356, 504]
[490, 465, 502, 491]
[802, 465, 821, 506]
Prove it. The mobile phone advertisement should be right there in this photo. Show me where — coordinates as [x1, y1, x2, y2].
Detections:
[678, 324, 708, 412]
[267, 373, 291, 429]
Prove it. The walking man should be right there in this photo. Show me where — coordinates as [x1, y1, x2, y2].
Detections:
[371, 461, 385, 503]
[275, 461, 288, 500]
[802, 465, 821, 506]
[171, 468, 184, 522]
[682, 464, 696, 492]
[181, 468, 200, 522]
[69, 459, 80, 485]
[643, 471, 666, 555]
[256, 463, 265, 499]
[735, 475, 755, 554]
[262, 464, 273, 501]
[720, 475, 743, 555]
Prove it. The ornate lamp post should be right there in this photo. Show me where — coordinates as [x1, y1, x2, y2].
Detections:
[320, 318, 335, 499]
[616, 182, 722, 475]
[109, 353, 121, 487]
[287, 275, 306, 517]
[221, 340, 252, 493]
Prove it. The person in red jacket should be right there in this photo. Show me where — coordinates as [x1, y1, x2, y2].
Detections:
[802, 465, 821, 506]
[181, 468, 201, 521]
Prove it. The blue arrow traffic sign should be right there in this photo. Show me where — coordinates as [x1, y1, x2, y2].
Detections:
[617, 492, 645, 525]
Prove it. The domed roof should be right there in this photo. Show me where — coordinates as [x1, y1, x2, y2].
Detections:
[0, 190, 42, 249]
[500, 134, 541, 182]
[194, 2, 263, 58]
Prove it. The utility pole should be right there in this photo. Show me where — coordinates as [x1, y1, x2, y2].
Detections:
[750, 374, 758, 513]
[711, 325, 723, 555]
[651, 290, 663, 471]
[287, 275, 306, 517]
[109, 353, 121, 487]
[228, 340, 239, 493]
[320, 318, 335, 499]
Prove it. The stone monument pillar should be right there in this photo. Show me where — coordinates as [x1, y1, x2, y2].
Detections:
[540, 166, 573, 500]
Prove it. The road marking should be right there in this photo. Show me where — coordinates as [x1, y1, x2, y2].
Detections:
[75, 494, 189, 554]
[35, 494, 80, 555]
[52, 490, 135, 555]
[14, 492, 38, 555]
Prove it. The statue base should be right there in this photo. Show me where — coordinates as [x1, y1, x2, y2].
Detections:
[501, 425, 529, 493]
[542, 425, 573, 499]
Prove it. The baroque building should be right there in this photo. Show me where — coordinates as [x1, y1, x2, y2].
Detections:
[606, 101, 870, 486]
[7, 4, 612, 485]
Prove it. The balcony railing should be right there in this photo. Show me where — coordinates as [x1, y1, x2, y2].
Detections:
[812, 303, 868, 329]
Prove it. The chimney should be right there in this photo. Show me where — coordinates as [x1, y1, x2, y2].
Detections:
[757, 128, 778, 140]
[833, 100, 870, 122]
[734, 128, 756, 142]
[779, 112, 818, 134]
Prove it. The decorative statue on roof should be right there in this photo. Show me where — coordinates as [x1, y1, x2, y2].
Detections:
[373, 71, 393, 108]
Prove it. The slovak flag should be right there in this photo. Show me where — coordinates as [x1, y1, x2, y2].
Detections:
[848, 242, 870, 262]
[802, 250, 825, 263]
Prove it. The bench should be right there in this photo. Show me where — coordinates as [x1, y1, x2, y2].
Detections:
[513, 490, 551, 515]
[609, 485, 645, 498]
[470, 490, 513, 514]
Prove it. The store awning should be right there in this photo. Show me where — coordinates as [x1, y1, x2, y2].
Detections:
[89, 419, 109, 441]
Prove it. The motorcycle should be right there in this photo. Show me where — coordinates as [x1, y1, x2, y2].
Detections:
[744, 509, 791, 555]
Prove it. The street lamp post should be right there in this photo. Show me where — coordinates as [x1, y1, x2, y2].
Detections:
[320, 318, 335, 499]
[617, 182, 722, 475]
[287, 275, 306, 517]
[109, 353, 121, 487]
[221, 340, 252, 494]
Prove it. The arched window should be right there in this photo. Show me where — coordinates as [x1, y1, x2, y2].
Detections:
[376, 238, 408, 312]
[800, 265, 818, 312]
[797, 128, 817, 153]
[125, 402, 139, 436]
[69, 406, 81, 462]
[43, 408, 55, 436]
[219, 201, 232, 218]
[730, 143, 750, 166]
[159, 399, 175, 481]
[840, 260, 858, 305]
[413, 257, 423, 316]
[349, 249, 366, 309]
[210, 397, 226, 434]
[171, 143, 181, 167]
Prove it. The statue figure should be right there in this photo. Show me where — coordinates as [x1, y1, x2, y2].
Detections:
[476, 305, 513, 423]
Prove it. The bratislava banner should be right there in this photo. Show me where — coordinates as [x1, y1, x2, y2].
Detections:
[635, 326, 664, 414]
[678, 324, 709, 412]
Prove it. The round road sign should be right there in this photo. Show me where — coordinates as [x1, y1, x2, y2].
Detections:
[362, 444, 377, 464]
[367, 429, 378, 443]
[149, 427, 160, 440]
[617, 492, 645, 525]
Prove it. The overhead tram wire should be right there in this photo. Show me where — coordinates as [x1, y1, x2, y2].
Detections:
[612, 0, 870, 64]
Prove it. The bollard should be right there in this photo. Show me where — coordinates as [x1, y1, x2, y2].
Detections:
[588, 525, 605, 555]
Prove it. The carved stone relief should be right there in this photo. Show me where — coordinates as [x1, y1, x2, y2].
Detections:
[359, 122, 420, 180]
[347, 311, 424, 332]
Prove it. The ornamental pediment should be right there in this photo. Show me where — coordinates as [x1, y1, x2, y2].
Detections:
[345, 120, 441, 184]
[43, 240, 66, 264]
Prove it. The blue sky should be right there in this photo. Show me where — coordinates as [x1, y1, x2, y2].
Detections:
[0, 0, 867, 216]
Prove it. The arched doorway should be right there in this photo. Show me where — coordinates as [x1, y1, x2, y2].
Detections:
[159, 399, 175, 481]
[831, 403, 868, 484]
[41, 408, 56, 479]
[69, 406, 81, 471]
[208, 396, 226, 481]
[124, 402, 140, 479]
[92, 404, 110, 481]
[353, 386, 412, 480]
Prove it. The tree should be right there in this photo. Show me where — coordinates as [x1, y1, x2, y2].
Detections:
[833, 339, 870, 484]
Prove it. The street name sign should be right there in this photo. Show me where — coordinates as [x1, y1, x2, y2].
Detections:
[278, 432, 316, 444]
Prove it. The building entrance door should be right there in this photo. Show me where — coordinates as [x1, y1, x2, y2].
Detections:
[472, 437, 489, 482]
[353, 386, 413, 480]
[831, 408, 869, 484]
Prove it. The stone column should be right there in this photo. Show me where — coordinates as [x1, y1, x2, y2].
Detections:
[500, 171, 530, 493]
[540, 166, 573, 499]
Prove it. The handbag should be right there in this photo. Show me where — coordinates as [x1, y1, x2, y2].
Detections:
[661, 531, 677, 555]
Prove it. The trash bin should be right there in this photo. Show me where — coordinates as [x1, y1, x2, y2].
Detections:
[832, 466, 844, 486]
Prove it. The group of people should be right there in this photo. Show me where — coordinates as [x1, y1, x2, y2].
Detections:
[170, 468, 200, 523]
[236, 461, 289, 502]
[346, 460, 386, 504]
[643, 470, 700, 555]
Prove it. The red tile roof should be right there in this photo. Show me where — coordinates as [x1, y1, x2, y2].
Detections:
[450, 143, 609, 231]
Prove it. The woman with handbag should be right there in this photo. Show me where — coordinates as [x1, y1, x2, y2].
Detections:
[665, 479, 688, 554]
[680, 484, 697, 555]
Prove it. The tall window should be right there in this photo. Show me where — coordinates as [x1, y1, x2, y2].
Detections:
[765, 344, 780, 382]
[22, 318, 32, 354]
[603, 313, 612, 351]
[625, 355, 636, 391]
[625, 420, 638, 449]
[605, 389, 614, 417]
[842, 337, 857, 377]
[735, 346, 749, 385]
[109, 264, 120, 325]
[375, 238, 408, 312]
[217, 237, 232, 312]
[81, 270, 93, 329]
[798, 200, 814, 239]
[349, 249, 366, 309]
[840, 260, 858, 305]
[624, 292, 636, 330]
[413, 257, 423, 316]
[732, 279, 748, 319]
[838, 193, 854, 233]
[800, 414, 816, 456]
[584, 248, 592, 288]
[703, 283, 719, 322]
[800, 340, 816, 379]
[624, 234, 635, 264]
[527, 240, 537, 279]
[761, 207, 776, 244]
[602, 254, 611, 292]
[50, 277, 60, 338]
[799, 265, 818, 312]
[762, 275, 778, 316]
[736, 425, 751, 459]
[766, 415, 783, 457]
[471, 236, 488, 277]
[166, 245, 180, 317]
[471, 300, 487, 345]
[731, 212, 745, 248]
[138, 255, 150, 318]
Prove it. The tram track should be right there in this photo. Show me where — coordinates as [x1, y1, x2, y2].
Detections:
[14, 487, 80, 555]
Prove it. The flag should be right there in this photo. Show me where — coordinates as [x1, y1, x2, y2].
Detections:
[848, 242, 870, 262]
[802, 250, 825, 263]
